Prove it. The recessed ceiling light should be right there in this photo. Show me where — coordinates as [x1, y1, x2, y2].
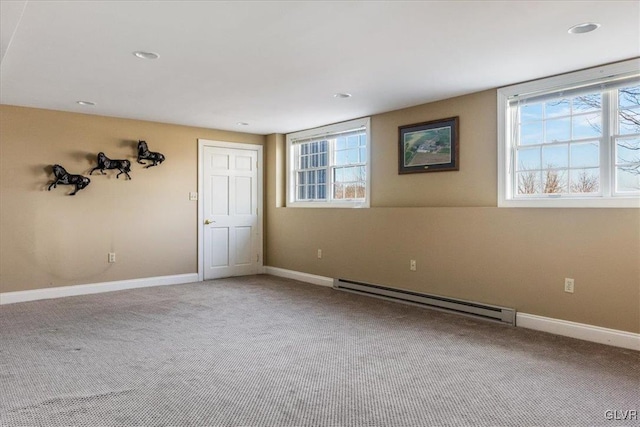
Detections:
[568, 22, 600, 34]
[133, 51, 160, 60]
[237, 122, 249, 126]
[333, 93, 352, 99]
[76, 101, 96, 106]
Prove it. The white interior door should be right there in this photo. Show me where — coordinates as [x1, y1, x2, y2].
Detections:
[203, 145, 260, 279]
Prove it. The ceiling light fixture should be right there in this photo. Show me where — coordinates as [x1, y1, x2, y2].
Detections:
[237, 122, 249, 126]
[333, 93, 352, 99]
[568, 22, 600, 34]
[76, 101, 96, 106]
[133, 51, 160, 60]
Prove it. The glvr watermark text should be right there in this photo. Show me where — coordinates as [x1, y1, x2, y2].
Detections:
[605, 410, 638, 421]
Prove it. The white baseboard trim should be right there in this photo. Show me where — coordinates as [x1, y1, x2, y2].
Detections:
[8, 269, 636, 350]
[517, 313, 640, 351]
[264, 266, 333, 287]
[0, 273, 199, 305]
[264, 267, 639, 351]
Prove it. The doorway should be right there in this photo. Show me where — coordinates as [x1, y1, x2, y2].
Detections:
[198, 140, 263, 280]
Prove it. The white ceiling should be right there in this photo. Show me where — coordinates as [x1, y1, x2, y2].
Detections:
[1, 1, 639, 135]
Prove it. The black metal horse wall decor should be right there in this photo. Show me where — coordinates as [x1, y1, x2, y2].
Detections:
[137, 140, 165, 168]
[89, 152, 132, 179]
[48, 164, 91, 196]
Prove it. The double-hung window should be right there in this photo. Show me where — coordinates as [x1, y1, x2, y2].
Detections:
[498, 59, 639, 207]
[287, 117, 370, 208]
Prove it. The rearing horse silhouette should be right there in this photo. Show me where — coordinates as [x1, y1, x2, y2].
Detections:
[137, 140, 165, 168]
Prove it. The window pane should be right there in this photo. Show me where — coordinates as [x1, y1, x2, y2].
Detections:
[542, 144, 568, 168]
[308, 185, 316, 199]
[342, 184, 354, 199]
[347, 136, 359, 148]
[307, 171, 316, 184]
[570, 169, 599, 193]
[320, 152, 327, 167]
[619, 85, 640, 109]
[520, 103, 543, 122]
[340, 184, 365, 199]
[336, 149, 362, 166]
[616, 167, 640, 192]
[360, 148, 367, 163]
[348, 149, 358, 164]
[616, 138, 640, 164]
[572, 93, 601, 114]
[572, 113, 601, 139]
[545, 117, 571, 142]
[318, 185, 326, 199]
[570, 142, 599, 168]
[300, 156, 309, 169]
[339, 150, 348, 165]
[335, 167, 349, 183]
[618, 108, 640, 135]
[318, 169, 326, 184]
[517, 171, 541, 194]
[333, 184, 344, 199]
[297, 172, 306, 185]
[301, 144, 309, 155]
[344, 184, 360, 199]
[517, 147, 541, 171]
[359, 134, 367, 147]
[545, 99, 570, 117]
[520, 122, 543, 145]
[334, 168, 344, 182]
[297, 185, 305, 200]
[344, 166, 362, 182]
[336, 137, 346, 150]
[542, 169, 567, 193]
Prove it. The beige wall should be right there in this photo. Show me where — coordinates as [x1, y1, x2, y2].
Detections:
[265, 90, 640, 333]
[2, 90, 639, 334]
[0, 105, 264, 293]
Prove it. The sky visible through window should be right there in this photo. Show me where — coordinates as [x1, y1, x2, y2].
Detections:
[516, 85, 639, 195]
[295, 133, 367, 201]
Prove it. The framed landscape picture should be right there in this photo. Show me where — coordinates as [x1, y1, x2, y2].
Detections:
[398, 116, 459, 174]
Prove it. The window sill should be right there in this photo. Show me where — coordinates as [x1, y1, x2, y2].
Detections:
[287, 200, 370, 209]
[498, 197, 640, 208]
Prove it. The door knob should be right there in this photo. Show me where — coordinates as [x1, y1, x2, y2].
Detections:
[204, 219, 215, 225]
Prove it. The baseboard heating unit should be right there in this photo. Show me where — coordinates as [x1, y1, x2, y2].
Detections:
[333, 278, 516, 325]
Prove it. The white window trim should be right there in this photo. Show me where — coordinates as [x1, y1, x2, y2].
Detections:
[497, 59, 640, 208]
[286, 117, 371, 208]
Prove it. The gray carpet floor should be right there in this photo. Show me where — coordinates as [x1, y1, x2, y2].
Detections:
[1, 274, 638, 427]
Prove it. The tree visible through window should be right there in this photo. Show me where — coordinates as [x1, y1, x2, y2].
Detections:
[498, 60, 640, 207]
[615, 86, 640, 191]
[287, 117, 370, 208]
[515, 86, 639, 196]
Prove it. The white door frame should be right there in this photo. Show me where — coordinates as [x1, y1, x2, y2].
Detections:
[197, 139, 264, 281]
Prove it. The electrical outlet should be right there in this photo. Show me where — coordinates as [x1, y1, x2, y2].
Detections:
[410, 260, 417, 271]
[564, 278, 574, 293]
[317, 249, 322, 259]
[189, 192, 198, 201]
[108, 252, 116, 263]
